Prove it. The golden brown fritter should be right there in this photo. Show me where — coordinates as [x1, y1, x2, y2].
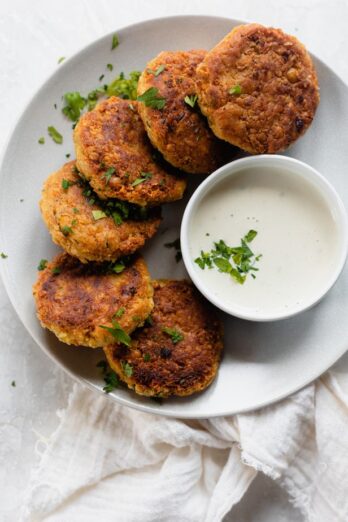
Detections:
[137, 50, 234, 174]
[103, 280, 223, 397]
[196, 24, 319, 154]
[33, 253, 153, 348]
[40, 161, 162, 263]
[73, 97, 186, 206]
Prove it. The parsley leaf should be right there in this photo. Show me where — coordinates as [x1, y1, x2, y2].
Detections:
[107, 63, 113, 71]
[244, 229, 257, 242]
[62, 178, 74, 190]
[102, 167, 115, 184]
[37, 259, 48, 271]
[229, 85, 242, 95]
[62, 92, 87, 122]
[121, 361, 133, 377]
[38, 137, 45, 144]
[58, 56, 65, 64]
[143, 353, 151, 362]
[47, 126, 63, 144]
[1, 252, 8, 259]
[184, 94, 198, 108]
[107, 71, 141, 100]
[60, 225, 72, 236]
[100, 320, 131, 346]
[137, 87, 166, 109]
[96, 361, 120, 393]
[131, 172, 153, 187]
[162, 327, 184, 344]
[111, 34, 119, 50]
[147, 64, 165, 77]
[113, 307, 125, 319]
[52, 266, 61, 275]
[92, 210, 107, 220]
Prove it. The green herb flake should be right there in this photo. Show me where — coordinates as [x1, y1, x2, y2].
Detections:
[47, 126, 63, 144]
[60, 225, 73, 236]
[37, 259, 48, 271]
[137, 87, 166, 109]
[113, 307, 125, 319]
[145, 315, 153, 326]
[184, 94, 198, 108]
[147, 64, 165, 77]
[107, 63, 113, 71]
[102, 167, 116, 184]
[111, 260, 125, 273]
[107, 71, 141, 100]
[111, 34, 119, 50]
[1, 252, 8, 259]
[245, 229, 257, 242]
[92, 210, 108, 221]
[100, 320, 131, 346]
[99, 74, 105, 82]
[62, 178, 74, 190]
[38, 137, 45, 144]
[58, 56, 65, 64]
[96, 361, 120, 393]
[162, 327, 184, 344]
[229, 84, 242, 95]
[73, 207, 79, 214]
[121, 361, 133, 377]
[66, 153, 71, 158]
[52, 266, 61, 275]
[131, 172, 153, 187]
[143, 353, 151, 362]
[11, 381, 16, 387]
[62, 92, 86, 122]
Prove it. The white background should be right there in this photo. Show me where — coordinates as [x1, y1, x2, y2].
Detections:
[1, 1, 348, 520]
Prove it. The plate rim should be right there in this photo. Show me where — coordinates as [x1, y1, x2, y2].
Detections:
[1, 14, 347, 419]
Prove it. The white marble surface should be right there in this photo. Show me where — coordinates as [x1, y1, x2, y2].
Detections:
[1, 1, 348, 520]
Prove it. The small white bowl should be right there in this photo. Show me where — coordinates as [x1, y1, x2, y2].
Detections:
[181, 155, 348, 322]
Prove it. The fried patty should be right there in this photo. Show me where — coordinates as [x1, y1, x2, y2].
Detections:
[103, 280, 223, 397]
[73, 97, 186, 206]
[196, 24, 319, 154]
[40, 161, 161, 263]
[137, 50, 233, 174]
[33, 253, 153, 348]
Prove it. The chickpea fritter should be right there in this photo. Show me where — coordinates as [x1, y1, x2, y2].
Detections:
[73, 97, 186, 206]
[137, 50, 234, 174]
[196, 24, 319, 154]
[33, 254, 153, 348]
[40, 161, 162, 263]
[103, 280, 223, 398]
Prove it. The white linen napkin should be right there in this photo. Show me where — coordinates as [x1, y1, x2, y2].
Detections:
[21, 369, 348, 522]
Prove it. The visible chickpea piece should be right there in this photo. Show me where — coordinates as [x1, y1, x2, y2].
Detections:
[287, 68, 298, 83]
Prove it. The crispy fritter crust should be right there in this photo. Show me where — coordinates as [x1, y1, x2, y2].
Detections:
[40, 161, 161, 263]
[33, 254, 153, 348]
[103, 280, 223, 397]
[196, 24, 319, 154]
[137, 50, 234, 174]
[73, 97, 186, 206]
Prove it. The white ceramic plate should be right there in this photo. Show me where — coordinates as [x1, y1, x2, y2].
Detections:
[1, 15, 348, 419]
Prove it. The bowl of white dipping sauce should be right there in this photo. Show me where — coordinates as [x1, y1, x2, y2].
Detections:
[181, 155, 348, 321]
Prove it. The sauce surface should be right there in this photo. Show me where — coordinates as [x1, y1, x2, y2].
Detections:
[189, 166, 341, 317]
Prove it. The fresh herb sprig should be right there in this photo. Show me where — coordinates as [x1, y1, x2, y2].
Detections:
[137, 87, 166, 109]
[162, 327, 184, 344]
[99, 319, 132, 346]
[96, 360, 120, 393]
[195, 230, 261, 284]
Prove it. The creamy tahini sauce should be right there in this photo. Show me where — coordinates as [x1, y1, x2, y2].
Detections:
[189, 166, 340, 317]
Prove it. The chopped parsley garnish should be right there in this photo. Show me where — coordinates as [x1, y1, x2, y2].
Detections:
[38, 137, 45, 144]
[162, 327, 184, 344]
[111, 34, 119, 50]
[1, 252, 8, 259]
[99, 74, 105, 82]
[113, 307, 125, 319]
[144, 315, 153, 326]
[102, 167, 116, 184]
[137, 87, 166, 109]
[11, 381, 16, 387]
[66, 153, 71, 158]
[58, 56, 65, 64]
[86, 86, 106, 110]
[62, 178, 74, 190]
[194, 230, 261, 284]
[121, 361, 133, 377]
[52, 266, 61, 275]
[47, 126, 63, 144]
[100, 320, 131, 346]
[229, 85, 242, 95]
[131, 172, 153, 187]
[184, 94, 198, 108]
[37, 259, 48, 271]
[164, 238, 182, 262]
[147, 64, 165, 77]
[96, 361, 120, 393]
[107, 71, 141, 100]
[62, 92, 87, 122]
[107, 63, 113, 71]
[143, 353, 151, 362]
[92, 210, 107, 220]
[60, 225, 72, 236]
